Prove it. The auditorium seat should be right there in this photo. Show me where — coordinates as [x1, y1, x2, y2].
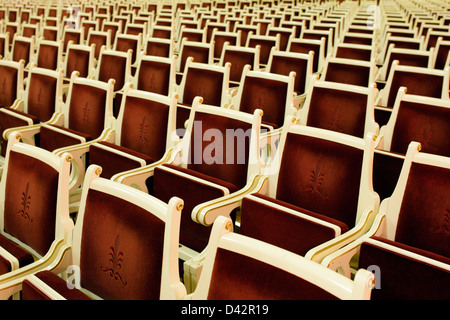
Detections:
[0, 132, 72, 300]
[321, 57, 377, 88]
[176, 38, 214, 84]
[323, 142, 450, 299]
[238, 124, 379, 264]
[185, 216, 374, 300]
[20, 165, 186, 300]
[287, 37, 326, 74]
[34, 40, 63, 71]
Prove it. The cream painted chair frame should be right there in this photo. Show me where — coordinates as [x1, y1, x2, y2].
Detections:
[322, 142, 450, 279]
[21, 165, 187, 300]
[0, 133, 73, 300]
[185, 216, 375, 300]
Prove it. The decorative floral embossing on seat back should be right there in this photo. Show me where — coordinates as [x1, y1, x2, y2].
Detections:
[3, 151, 59, 257]
[80, 189, 165, 300]
[27, 72, 58, 122]
[276, 133, 364, 229]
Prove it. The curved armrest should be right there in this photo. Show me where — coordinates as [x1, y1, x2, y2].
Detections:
[305, 207, 378, 264]
[111, 147, 181, 193]
[0, 238, 72, 300]
[192, 174, 269, 226]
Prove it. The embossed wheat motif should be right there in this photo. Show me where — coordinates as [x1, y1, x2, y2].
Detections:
[138, 116, 150, 143]
[81, 102, 89, 125]
[17, 182, 33, 222]
[430, 208, 450, 236]
[101, 234, 128, 286]
[329, 105, 342, 132]
[301, 161, 328, 199]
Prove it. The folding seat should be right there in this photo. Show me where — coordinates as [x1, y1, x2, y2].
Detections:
[86, 29, 112, 62]
[20, 165, 186, 300]
[102, 21, 122, 45]
[34, 40, 63, 71]
[0, 133, 72, 300]
[246, 33, 280, 68]
[113, 98, 264, 292]
[0, 59, 25, 110]
[287, 37, 326, 74]
[113, 33, 142, 69]
[210, 29, 241, 63]
[298, 78, 379, 139]
[0, 66, 64, 162]
[218, 42, 260, 88]
[238, 123, 379, 266]
[321, 57, 377, 88]
[376, 45, 434, 82]
[176, 38, 214, 84]
[87, 84, 178, 181]
[184, 216, 374, 300]
[322, 142, 450, 299]
[143, 36, 175, 58]
[433, 37, 450, 70]
[266, 48, 314, 109]
[90, 48, 132, 118]
[176, 58, 231, 136]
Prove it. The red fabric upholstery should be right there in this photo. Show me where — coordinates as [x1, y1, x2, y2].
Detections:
[3, 150, 59, 257]
[395, 162, 450, 258]
[207, 247, 339, 300]
[22, 270, 91, 300]
[98, 53, 127, 91]
[39, 124, 92, 152]
[179, 45, 210, 74]
[0, 64, 18, 108]
[79, 189, 166, 300]
[136, 60, 171, 95]
[358, 236, 450, 300]
[153, 164, 236, 252]
[0, 233, 34, 275]
[390, 100, 450, 157]
[223, 50, 255, 83]
[27, 72, 58, 122]
[306, 86, 368, 138]
[276, 133, 364, 229]
[89, 141, 154, 179]
[183, 68, 224, 107]
[269, 55, 308, 94]
[115, 37, 138, 64]
[146, 40, 171, 58]
[335, 46, 372, 61]
[289, 41, 321, 72]
[12, 41, 31, 66]
[66, 48, 91, 78]
[240, 193, 349, 256]
[324, 62, 371, 87]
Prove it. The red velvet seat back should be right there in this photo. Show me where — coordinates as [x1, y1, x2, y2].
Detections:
[88, 34, 107, 60]
[207, 247, 339, 300]
[146, 40, 171, 58]
[183, 68, 224, 107]
[137, 60, 171, 95]
[120, 95, 169, 161]
[395, 162, 450, 258]
[324, 62, 371, 87]
[3, 151, 59, 256]
[0, 38, 5, 58]
[247, 38, 276, 65]
[27, 72, 58, 122]
[115, 37, 138, 64]
[213, 35, 238, 59]
[12, 40, 31, 66]
[80, 189, 166, 300]
[306, 86, 368, 138]
[435, 43, 450, 70]
[276, 133, 364, 228]
[0, 64, 18, 108]
[37, 43, 59, 70]
[335, 46, 372, 61]
[68, 82, 107, 138]
[239, 76, 288, 129]
[179, 45, 210, 74]
[66, 49, 91, 78]
[223, 50, 255, 83]
[387, 71, 444, 107]
[63, 32, 81, 52]
[98, 53, 127, 91]
[43, 28, 58, 41]
[269, 55, 308, 94]
[390, 100, 450, 157]
[187, 111, 253, 190]
[289, 41, 321, 73]
[385, 52, 430, 80]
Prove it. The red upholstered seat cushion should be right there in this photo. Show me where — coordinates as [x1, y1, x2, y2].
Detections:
[39, 124, 93, 152]
[89, 141, 155, 179]
[22, 270, 91, 300]
[207, 247, 339, 300]
[153, 164, 237, 252]
[240, 193, 349, 256]
[0, 233, 34, 276]
[358, 236, 450, 300]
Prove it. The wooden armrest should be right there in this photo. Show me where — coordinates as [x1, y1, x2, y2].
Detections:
[192, 175, 269, 226]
